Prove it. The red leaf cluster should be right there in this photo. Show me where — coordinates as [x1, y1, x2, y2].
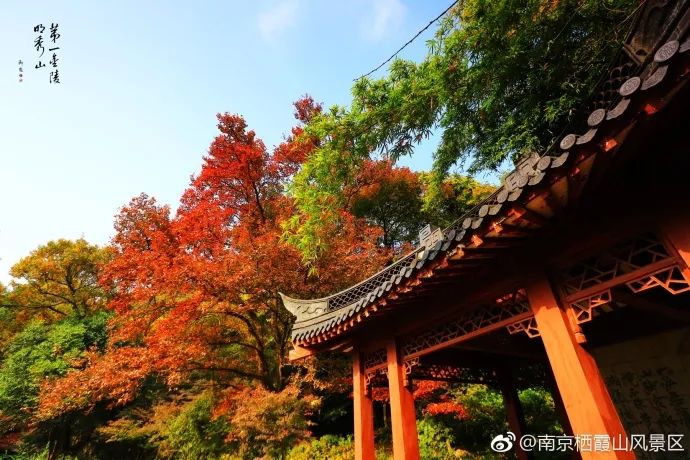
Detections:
[367, 380, 465, 420]
[422, 401, 467, 419]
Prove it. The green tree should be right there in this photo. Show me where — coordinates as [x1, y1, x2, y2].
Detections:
[287, 0, 639, 262]
[155, 392, 230, 460]
[419, 173, 495, 228]
[0, 313, 110, 422]
[287, 435, 354, 460]
[346, 0, 638, 173]
[444, 384, 562, 456]
[416, 418, 456, 460]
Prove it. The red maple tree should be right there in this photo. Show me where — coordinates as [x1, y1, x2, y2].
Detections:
[38, 98, 389, 419]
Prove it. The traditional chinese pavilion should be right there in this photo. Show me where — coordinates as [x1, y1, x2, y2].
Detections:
[281, 3, 690, 459]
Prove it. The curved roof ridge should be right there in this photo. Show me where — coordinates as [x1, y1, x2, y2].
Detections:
[281, 188, 504, 313]
[280, 245, 426, 315]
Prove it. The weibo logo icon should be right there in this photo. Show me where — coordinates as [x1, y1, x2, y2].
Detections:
[490, 431, 516, 452]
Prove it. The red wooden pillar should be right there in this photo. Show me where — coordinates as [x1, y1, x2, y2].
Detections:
[547, 368, 574, 438]
[497, 366, 532, 460]
[525, 276, 634, 460]
[386, 338, 420, 460]
[548, 369, 581, 460]
[353, 351, 375, 460]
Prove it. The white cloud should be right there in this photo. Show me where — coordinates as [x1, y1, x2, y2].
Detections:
[362, 0, 406, 41]
[258, 0, 301, 42]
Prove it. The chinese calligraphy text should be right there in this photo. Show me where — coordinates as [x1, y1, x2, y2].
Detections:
[33, 22, 61, 83]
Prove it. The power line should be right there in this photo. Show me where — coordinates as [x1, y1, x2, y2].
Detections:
[355, 0, 460, 81]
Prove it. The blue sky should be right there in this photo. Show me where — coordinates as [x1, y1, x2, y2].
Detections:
[1, 0, 495, 283]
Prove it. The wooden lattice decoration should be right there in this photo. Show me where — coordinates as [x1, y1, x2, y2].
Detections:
[506, 316, 540, 338]
[410, 363, 465, 381]
[366, 360, 499, 390]
[557, 233, 690, 325]
[363, 348, 387, 371]
[626, 265, 690, 294]
[412, 364, 500, 385]
[559, 233, 671, 296]
[400, 290, 531, 359]
[569, 289, 613, 324]
[562, 265, 690, 326]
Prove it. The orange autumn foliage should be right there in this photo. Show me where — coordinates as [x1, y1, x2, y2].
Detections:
[38, 98, 390, 419]
[210, 383, 320, 458]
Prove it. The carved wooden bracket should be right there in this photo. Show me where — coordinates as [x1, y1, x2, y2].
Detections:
[402, 357, 420, 387]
